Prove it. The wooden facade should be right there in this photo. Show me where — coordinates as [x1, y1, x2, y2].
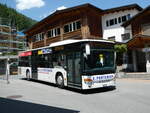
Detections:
[24, 4, 103, 49]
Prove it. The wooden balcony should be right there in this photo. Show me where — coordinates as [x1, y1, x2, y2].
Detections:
[63, 29, 82, 40]
[46, 36, 61, 46]
[33, 40, 44, 49]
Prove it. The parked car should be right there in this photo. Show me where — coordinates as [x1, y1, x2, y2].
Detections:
[9, 62, 18, 75]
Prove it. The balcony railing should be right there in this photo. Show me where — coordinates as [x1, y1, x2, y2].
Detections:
[33, 40, 44, 49]
[46, 36, 61, 46]
[63, 29, 82, 40]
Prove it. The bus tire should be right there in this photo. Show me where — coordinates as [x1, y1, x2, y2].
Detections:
[26, 70, 30, 80]
[56, 73, 64, 88]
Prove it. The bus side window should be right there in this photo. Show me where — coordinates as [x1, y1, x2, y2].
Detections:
[48, 54, 53, 68]
[52, 54, 65, 67]
[52, 55, 58, 67]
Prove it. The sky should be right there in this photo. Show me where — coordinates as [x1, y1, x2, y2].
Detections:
[0, 0, 149, 21]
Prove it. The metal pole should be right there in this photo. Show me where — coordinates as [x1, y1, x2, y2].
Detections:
[6, 18, 11, 84]
[6, 58, 9, 84]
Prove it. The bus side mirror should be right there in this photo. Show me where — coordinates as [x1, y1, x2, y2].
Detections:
[85, 44, 90, 55]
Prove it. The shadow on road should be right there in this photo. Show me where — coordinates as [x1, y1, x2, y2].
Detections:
[66, 86, 116, 94]
[21, 78, 58, 87]
[0, 97, 79, 113]
[21, 78, 116, 94]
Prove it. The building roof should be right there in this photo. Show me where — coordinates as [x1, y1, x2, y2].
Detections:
[24, 3, 103, 34]
[24, 3, 143, 34]
[103, 3, 143, 14]
[127, 34, 150, 49]
[122, 5, 150, 27]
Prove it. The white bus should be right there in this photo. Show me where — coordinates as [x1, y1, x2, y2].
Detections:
[18, 39, 116, 90]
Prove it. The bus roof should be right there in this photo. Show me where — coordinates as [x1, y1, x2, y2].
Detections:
[19, 39, 114, 54]
[19, 46, 50, 53]
[49, 39, 114, 47]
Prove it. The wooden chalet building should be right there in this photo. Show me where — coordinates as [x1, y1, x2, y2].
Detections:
[24, 4, 104, 49]
[24, 3, 150, 73]
[122, 6, 150, 73]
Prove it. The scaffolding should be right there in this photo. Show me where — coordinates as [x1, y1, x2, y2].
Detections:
[0, 17, 26, 82]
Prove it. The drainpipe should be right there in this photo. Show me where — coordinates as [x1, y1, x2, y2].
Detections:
[132, 50, 137, 72]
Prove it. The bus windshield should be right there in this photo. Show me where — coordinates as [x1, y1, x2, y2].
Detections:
[83, 49, 115, 73]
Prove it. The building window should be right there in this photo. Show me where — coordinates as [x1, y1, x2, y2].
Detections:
[38, 33, 44, 41]
[64, 20, 81, 33]
[57, 28, 60, 35]
[127, 14, 131, 20]
[114, 18, 117, 24]
[32, 35, 36, 42]
[109, 19, 114, 26]
[35, 35, 38, 41]
[76, 21, 81, 29]
[34, 32, 44, 42]
[121, 33, 130, 41]
[106, 18, 117, 27]
[47, 27, 60, 38]
[108, 36, 115, 41]
[106, 19, 111, 26]
[122, 16, 127, 22]
[118, 17, 121, 23]
[106, 20, 109, 27]
[41, 33, 44, 40]
[117, 14, 131, 24]
[106, 14, 131, 27]
[64, 25, 69, 33]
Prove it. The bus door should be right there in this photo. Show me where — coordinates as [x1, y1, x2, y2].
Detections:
[31, 52, 38, 79]
[32, 64, 38, 79]
[66, 52, 81, 86]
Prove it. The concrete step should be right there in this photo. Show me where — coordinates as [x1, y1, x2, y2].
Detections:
[116, 72, 150, 79]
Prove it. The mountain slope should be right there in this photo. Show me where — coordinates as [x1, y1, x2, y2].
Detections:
[0, 3, 37, 31]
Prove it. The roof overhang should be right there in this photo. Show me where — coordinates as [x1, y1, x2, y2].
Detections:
[127, 35, 150, 49]
[122, 5, 150, 27]
[24, 3, 103, 34]
[103, 4, 142, 15]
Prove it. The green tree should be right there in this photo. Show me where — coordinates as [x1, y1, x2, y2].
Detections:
[115, 44, 127, 53]
[0, 3, 37, 31]
[115, 44, 127, 65]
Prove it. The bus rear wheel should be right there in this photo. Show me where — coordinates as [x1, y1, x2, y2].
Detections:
[56, 74, 64, 88]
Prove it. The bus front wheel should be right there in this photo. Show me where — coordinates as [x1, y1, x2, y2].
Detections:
[56, 73, 64, 88]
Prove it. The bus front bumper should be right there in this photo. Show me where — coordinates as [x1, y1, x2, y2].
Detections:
[82, 74, 116, 90]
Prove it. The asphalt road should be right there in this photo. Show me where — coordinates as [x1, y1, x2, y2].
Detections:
[0, 77, 150, 113]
